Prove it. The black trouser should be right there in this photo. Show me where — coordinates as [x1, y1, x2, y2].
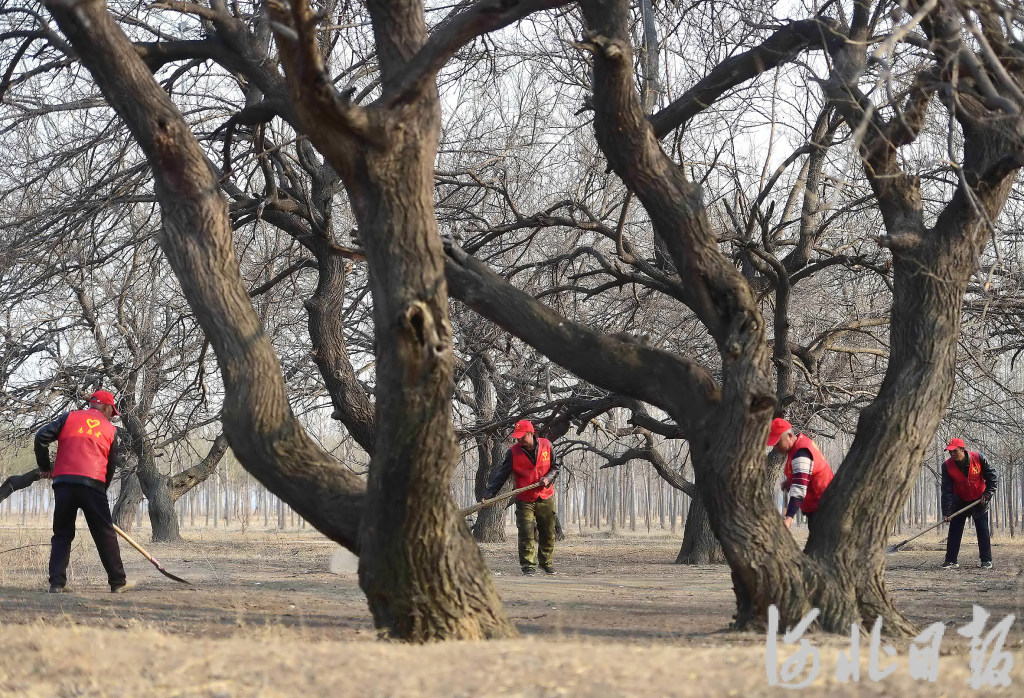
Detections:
[49, 482, 126, 588]
[944, 498, 992, 564]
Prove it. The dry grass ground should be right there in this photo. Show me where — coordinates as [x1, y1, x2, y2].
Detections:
[1, 518, 1023, 696]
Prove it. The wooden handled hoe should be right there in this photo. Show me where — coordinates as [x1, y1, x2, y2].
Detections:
[112, 523, 194, 586]
[460, 482, 543, 517]
[886, 498, 983, 554]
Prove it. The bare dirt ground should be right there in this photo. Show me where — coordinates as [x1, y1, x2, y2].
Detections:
[1, 519, 1023, 696]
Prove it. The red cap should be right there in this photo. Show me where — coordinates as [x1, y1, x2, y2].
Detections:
[89, 389, 119, 416]
[767, 418, 792, 447]
[945, 438, 966, 451]
[511, 419, 534, 439]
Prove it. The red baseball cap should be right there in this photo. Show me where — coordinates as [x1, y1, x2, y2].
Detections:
[766, 418, 792, 447]
[511, 419, 534, 439]
[945, 438, 966, 451]
[89, 389, 119, 416]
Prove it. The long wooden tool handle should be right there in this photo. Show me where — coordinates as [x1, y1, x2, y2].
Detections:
[112, 523, 159, 564]
[461, 482, 544, 517]
[891, 498, 982, 550]
[111, 522, 194, 586]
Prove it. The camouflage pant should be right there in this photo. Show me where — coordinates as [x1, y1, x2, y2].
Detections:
[515, 497, 556, 570]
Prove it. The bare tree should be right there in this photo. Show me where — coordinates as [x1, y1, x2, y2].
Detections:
[445, 0, 1024, 634]
[9, 0, 1024, 640]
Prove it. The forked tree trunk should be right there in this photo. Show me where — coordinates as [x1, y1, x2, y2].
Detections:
[347, 123, 513, 640]
[269, 0, 515, 640]
[113, 434, 228, 536]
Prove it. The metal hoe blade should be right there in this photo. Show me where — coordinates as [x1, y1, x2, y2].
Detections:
[112, 523, 194, 586]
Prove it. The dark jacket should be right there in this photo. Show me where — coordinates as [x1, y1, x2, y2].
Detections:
[941, 452, 997, 517]
[34, 412, 123, 492]
[484, 439, 561, 500]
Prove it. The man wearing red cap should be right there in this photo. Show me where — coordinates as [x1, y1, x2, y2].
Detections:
[482, 419, 561, 575]
[940, 438, 997, 569]
[34, 390, 128, 593]
[767, 417, 834, 531]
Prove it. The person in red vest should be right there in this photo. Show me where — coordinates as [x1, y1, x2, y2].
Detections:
[482, 419, 561, 575]
[34, 389, 128, 593]
[767, 418, 834, 530]
[941, 438, 997, 569]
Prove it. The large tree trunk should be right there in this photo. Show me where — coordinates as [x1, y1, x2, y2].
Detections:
[471, 441, 509, 544]
[675, 496, 725, 564]
[472, 504, 508, 543]
[269, 1, 514, 640]
[121, 414, 179, 542]
[806, 198, 1014, 633]
[137, 454, 178, 542]
[46, 0, 513, 642]
[347, 105, 512, 640]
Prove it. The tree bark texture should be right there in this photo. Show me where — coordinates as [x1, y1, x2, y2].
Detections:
[268, 0, 516, 641]
[305, 252, 377, 453]
[676, 495, 725, 565]
[121, 413, 179, 542]
[170, 433, 231, 502]
[112, 467, 144, 531]
[468, 353, 507, 543]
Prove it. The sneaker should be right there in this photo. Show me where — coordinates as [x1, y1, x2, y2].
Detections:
[521, 567, 536, 576]
[110, 581, 137, 594]
[541, 565, 556, 575]
[980, 561, 993, 569]
[940, 561, 959, 569]
[48, 585, 67, 594]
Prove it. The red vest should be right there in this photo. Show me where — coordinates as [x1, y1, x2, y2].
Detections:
[511, 438, 554, 502]
[784, 434, 834, 514]
[945, 452, 986, 501]
[52, 409, 116, 483]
